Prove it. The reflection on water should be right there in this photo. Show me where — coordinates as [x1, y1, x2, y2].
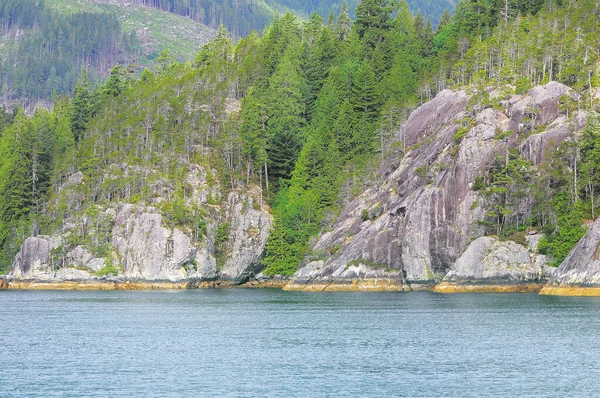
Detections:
[1, 289, 600, 397]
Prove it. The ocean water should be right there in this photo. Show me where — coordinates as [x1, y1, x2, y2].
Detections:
[1, 289, 600, 397]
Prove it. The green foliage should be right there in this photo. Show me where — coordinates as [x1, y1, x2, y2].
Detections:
[0, 2, 140, 102]
[361, 209, 370, 221]
[472, 176, 486, 191]
[95, 264, 119, 277]
[538, 192, 586, 266]
[215, 222, 230, 270]
[453, 126, 469, 142]
[0, 108, 58, 271]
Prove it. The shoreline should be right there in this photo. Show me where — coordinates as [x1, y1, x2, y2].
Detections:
[3, 277, 600, 296]
[1, 279, 230, 290]
[283, 279, 433, 292]
[539, 285, 600, 296]
[0, 277, 290, 291]
[434, 281, 545, 294]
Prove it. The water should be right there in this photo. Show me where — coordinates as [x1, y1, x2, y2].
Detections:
[1, 290, 600, 397]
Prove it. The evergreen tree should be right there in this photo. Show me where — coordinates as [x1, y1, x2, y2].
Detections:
[266, 45, 307, 185]
[355, 0, 398, 50]
[70, 69, 92, 142]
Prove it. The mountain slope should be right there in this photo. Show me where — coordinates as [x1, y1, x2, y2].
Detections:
[0, 0, 215, 106]
[46, 0, 215, 61]
[87, 0, 454, 37]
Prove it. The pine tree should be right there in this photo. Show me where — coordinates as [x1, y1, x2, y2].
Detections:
[335, 1, 352, 41]
[355, 0, 398, 50]
[70, 68, 92, 142]
[266, 45, 307, 185]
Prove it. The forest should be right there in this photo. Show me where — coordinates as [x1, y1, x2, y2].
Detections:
[1, 0, 600, 275]
[123, 0, 453, 36]
[0, 0, 141, 105]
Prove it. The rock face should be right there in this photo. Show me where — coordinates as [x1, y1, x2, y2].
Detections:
[287, 82, 577, 290]
[8, 165, 272, 284]
[541, 217, 600, 295]
[220, 187, 273, 284]
[435, 236, 547, 292]
[284, 260, 406, 291]
[10, 237, 58, 279]
[111, 204, 215, 281]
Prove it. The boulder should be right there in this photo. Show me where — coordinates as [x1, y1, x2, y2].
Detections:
[10, 236, 57, 279]
[436, 236, 547, 288]
[55, 268, 93, 280]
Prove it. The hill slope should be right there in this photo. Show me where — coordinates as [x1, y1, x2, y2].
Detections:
[0, 0, 215, 106]
[45, 0, 215, 62]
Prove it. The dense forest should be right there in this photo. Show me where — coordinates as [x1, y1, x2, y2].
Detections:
[0, 0, 141, 105]
[0, 0, 452, 105]
[109, 0, 453, 37]
[1, 0, 600, 276]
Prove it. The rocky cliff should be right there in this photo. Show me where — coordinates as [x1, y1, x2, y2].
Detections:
[5, 81, 588, 291]
[286, 82, 582, 291]
[8, 164, 272, 286]
[540, 218, 600, 295]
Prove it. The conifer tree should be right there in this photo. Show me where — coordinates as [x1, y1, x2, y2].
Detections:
[355, 0, 398, 50]
[70, 68, 92, 142]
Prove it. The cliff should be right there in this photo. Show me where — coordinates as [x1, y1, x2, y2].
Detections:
[5, 60, 274, 287]
[8, 171, 272, 285]
[286, 82, 582, 291]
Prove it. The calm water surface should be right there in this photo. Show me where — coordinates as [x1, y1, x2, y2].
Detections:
[1, 289, 600, 397]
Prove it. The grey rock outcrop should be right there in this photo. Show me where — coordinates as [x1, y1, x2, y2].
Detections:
[9, 164, 271, 284]
[111, 204, 216, 281]
[440, 236, 547, 284]
[289, 82, 576, 289]
[220, 186, 273, 284]
[547, 217, 600, 285]
[10, 236, 58, 279]
[66, 246, 105, 272]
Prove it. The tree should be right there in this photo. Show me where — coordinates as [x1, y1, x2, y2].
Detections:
[355, 0, 398, 50]
[335, 1, 352, 41]
[266, 45, 307, 185]
[70, 68, 92, 142]
[580, 117, 600, 218]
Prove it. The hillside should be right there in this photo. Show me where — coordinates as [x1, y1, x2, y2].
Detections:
[3, 0, 600, 295]
[0, 0, 215, 106]
[88, 0, 454, 37]
[45, 0, 215, 62]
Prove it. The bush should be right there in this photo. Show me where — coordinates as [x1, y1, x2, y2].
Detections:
[361, 209, 369, 221]
[508, 231, 527, 247]
[472, 176, 486, 191]
[95, 264, 119, 277]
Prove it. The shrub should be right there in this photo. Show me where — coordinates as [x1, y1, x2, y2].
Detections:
[95, 264, 119, 277]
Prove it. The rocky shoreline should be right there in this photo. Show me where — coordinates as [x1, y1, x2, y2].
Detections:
[0, 276, 291, 290]
[2, 274, 600, 295]
[434, 281, 545, 294]
[283, 278, 413, 292]
[0, 275, 585, 296]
